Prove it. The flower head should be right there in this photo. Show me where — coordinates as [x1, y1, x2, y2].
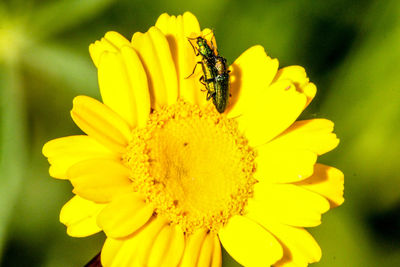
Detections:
[43, 12, 344, 267]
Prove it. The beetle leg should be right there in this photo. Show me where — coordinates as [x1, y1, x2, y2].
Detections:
[187, 38, 200, 56]
[200, 76, 210, 92]
[210, 38, 216, 53]
[186, 62, 202, 79]
[199, 76, 206, 86]
[199, 77, 209, 93]
[209, 30, 218, 55]
[206, 91, 213, 100]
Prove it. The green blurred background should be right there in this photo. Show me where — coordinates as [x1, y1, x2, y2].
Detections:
[1, 0, 400, 266]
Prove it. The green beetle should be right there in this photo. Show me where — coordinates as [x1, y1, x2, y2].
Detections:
[213, 56, 230, 113]
[188, 35, 216, 61]
[187, 35, 230, 113]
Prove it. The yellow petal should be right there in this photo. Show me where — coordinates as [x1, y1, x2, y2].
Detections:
[179, 229, 208, 267]
[197, 234, 214, 266]
[210, 234, 222, 267]
[147, 224, 185, 267]
[274, 66, 308, 86]
[295, 163, 344, 208]
[101, 216, 167, 267]
[120, 46, 151, 128]
[197, 233, 221, 267]
[89, 31, 131, 68]
[179, 230, 221, 267]
[218, 215, 283, 266]
[70, 95, 131, 154]
[133, 216, 169, 266]
[68, 158, 132, 203]
[301, 82, 317, 108]
[237, 80, 307, 146]
[59, 195, 105, 237]
[156, 12, 200, 37]
[97, 192, 154, 238]
[101, 237, 139, 267]
[154, 13, 173, 30]
[42, 135, 118, 179]
[247, 183, 330, 227]
[226, 45, 279, 118]
[255, 143, 317, 183]
[270, 119, 339, 155]
[273, 65, 316, 108]
[201, 28, 217, 51]
[101, 237, 126, 267]
[101, 233, 143, 267]
[132, 26, 178, 109]
[98, 47, 150, 128]
[155, 12, 207, 106]
[260, 220, 322, 267]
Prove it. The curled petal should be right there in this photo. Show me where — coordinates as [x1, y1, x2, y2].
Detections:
[59, 196, 105, 237]
[273, 65, 316, 108]
[295, 163, 344, 208]
[260, 220, 322, 267]
[70, 95, 132, 153]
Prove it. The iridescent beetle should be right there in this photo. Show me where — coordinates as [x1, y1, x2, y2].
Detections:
[213, 56, 230, 113]
[186, 35, 230, 113]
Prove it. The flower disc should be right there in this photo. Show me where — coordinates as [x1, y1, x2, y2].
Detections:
[125, 101, 257, 233]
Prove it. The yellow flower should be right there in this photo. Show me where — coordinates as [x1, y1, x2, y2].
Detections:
[43, 12, 344, 267]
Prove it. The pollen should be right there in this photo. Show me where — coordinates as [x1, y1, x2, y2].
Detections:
[124, 100, 257, 233]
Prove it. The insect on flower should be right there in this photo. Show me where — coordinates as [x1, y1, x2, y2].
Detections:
[43, 12, 344, 267]
[213, 56, 230, 113]
[187, 35, 230, 113]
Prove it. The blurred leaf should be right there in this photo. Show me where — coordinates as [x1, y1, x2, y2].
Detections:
[313, 208, 375, 267]
[317, 1, 400, 265]
[0, 60, 27, 261]
[222, 246, 241, 267]
[43, 233, 105, 267]
[30, 0, 116, 39]
[321, 0, 400, 207]
[22, 42, 98, 97]
[214, 0, 308, 66]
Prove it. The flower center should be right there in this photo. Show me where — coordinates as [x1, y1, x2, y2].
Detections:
[124, 100, 256, 233]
